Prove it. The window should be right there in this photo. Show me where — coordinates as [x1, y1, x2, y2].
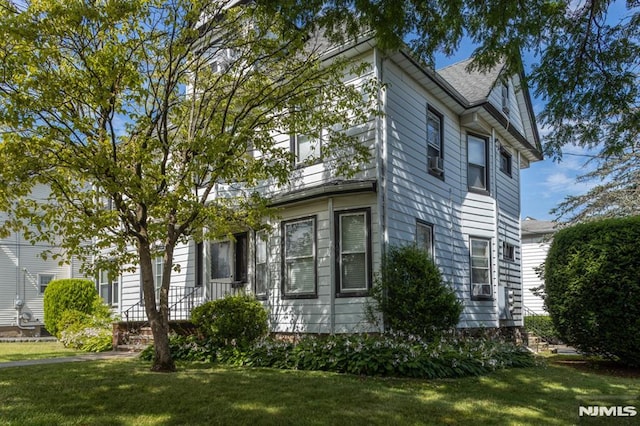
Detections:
[99, 269, 118, 307]
[502, 241, 516, 262]
[468, 134, 489, 192]
[38, 274, 55, 295]
[470, 238, 492, 300]
[416, 221, 434, 260]
[255, 231, 268, 298]
[426, 107, 444, 177]
[501, 82, 510, 115]
[282, 217, 316, 298]
[211, 233, 248, 283]
[291, 133, 321, 165]
[499, 146, 512, 177]
[335, 209, 371, 296]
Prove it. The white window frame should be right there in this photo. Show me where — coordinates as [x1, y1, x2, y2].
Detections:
[210, 233, 248, 285]
[255, 231, 268, 298]
[291, 132, 322, 166]
[416, 220, 434, 260]
[501, 81, 510, 115]
[335, 209, 371, 297]
[470, 237, 493, 300]
[282, 216, 317, 298]
[38, 274, 56, 295]
[98, 269, 119, 307]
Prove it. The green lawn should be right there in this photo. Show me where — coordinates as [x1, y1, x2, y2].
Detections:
[0, 351, 638, 425]
[0, 341, 82, 362]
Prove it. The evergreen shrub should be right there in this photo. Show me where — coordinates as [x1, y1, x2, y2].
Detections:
[43, 278, 100, 337]
[545, 216, 640, 366]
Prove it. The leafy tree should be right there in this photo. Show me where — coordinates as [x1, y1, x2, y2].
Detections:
[551, 148, 640, 223]
[0, 0, 377, 371]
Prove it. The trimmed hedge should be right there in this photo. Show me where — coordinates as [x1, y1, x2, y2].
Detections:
[545, 216, 640, 366]
[43, 279, 100, 337]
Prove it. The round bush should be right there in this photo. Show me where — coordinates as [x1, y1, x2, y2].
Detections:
[369, 245, 463, 338]
[43, 278, 101, 337]
[191, 294, 268, 348]
[545, 216, 640, 366]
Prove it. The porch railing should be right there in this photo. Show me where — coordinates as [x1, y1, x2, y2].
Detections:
[122, 281, 235, 324]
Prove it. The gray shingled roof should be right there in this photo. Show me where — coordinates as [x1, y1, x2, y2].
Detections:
[521, 218, 558, 236]
[436, 57, 505, 105]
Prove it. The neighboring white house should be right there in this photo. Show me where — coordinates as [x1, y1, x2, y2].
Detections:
[0, 185, 86, 337]
[110, 35, 543, 334]
[521, 217, 557, 315]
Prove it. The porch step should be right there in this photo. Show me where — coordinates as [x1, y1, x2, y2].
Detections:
[526, 333, 549, 352]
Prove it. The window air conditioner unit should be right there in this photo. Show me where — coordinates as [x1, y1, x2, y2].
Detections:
[428, 156, 444, 174]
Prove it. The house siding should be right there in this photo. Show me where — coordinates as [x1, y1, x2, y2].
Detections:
[521, 235, 550, 315]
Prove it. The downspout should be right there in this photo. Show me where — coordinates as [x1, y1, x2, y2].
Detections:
[375, 47, 388, 332]
[493, 128, 501, 327]
[328, 197, 335, 334]
[15, 268, 35, 330]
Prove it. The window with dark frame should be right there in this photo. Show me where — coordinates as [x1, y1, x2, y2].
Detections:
[335, 209, 371, 297]
[467, 134, 489, 192]
[255, 231, 268, 298]
[470, 238, 492, 300]
[416, 220, 434, 260]
[426, 106, 444, 177]
[502, 241, 516, 262]
[282, 217, 317, 298]
[38, 274, 55, 295]
[210, 232, 249, 284]
[499, 146, 512, 177]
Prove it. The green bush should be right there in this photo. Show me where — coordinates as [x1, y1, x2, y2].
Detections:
[368, 245, 463, 339]
[140, 334, 218, 362]
[191, 294, 268, 348]
[545, 216, 640, 366]
[43, 279, 101, 337]
[58, 306, 113, 352]
[216, 334, 537, 379]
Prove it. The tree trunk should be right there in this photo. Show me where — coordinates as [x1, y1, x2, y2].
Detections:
[139, 240, 176, 372]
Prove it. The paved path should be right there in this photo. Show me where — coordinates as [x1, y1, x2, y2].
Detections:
[0, 351, 139, 369]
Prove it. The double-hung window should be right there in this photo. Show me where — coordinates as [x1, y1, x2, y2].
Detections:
[502, 241, 516, 262]
[416, 221, 434, 260]
[501, 82, 510, 115]
[99, 269, 118, 307]
[282, 217, 317, 298]
[468, 134, 489, 192]
[291, 132, 321, 166]
[470, 238, 492, 300]
[335, 209, 371, 297]
[38, 274, 55, 295]
[427, 107, 444, 177]
[255, 231, 268, 298]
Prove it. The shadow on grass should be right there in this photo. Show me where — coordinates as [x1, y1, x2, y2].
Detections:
[0, 358, 638, 425]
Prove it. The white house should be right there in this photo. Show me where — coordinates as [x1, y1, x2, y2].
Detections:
[113, 35, 543, 334]
[521, 218, 557, 315]
[0, 185, 86, 337]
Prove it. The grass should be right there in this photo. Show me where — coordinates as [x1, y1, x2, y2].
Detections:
[0, 346, 638, 425]
[0, 341, 82, 362]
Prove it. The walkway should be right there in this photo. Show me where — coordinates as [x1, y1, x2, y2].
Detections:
[0, 351, 138, 369]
